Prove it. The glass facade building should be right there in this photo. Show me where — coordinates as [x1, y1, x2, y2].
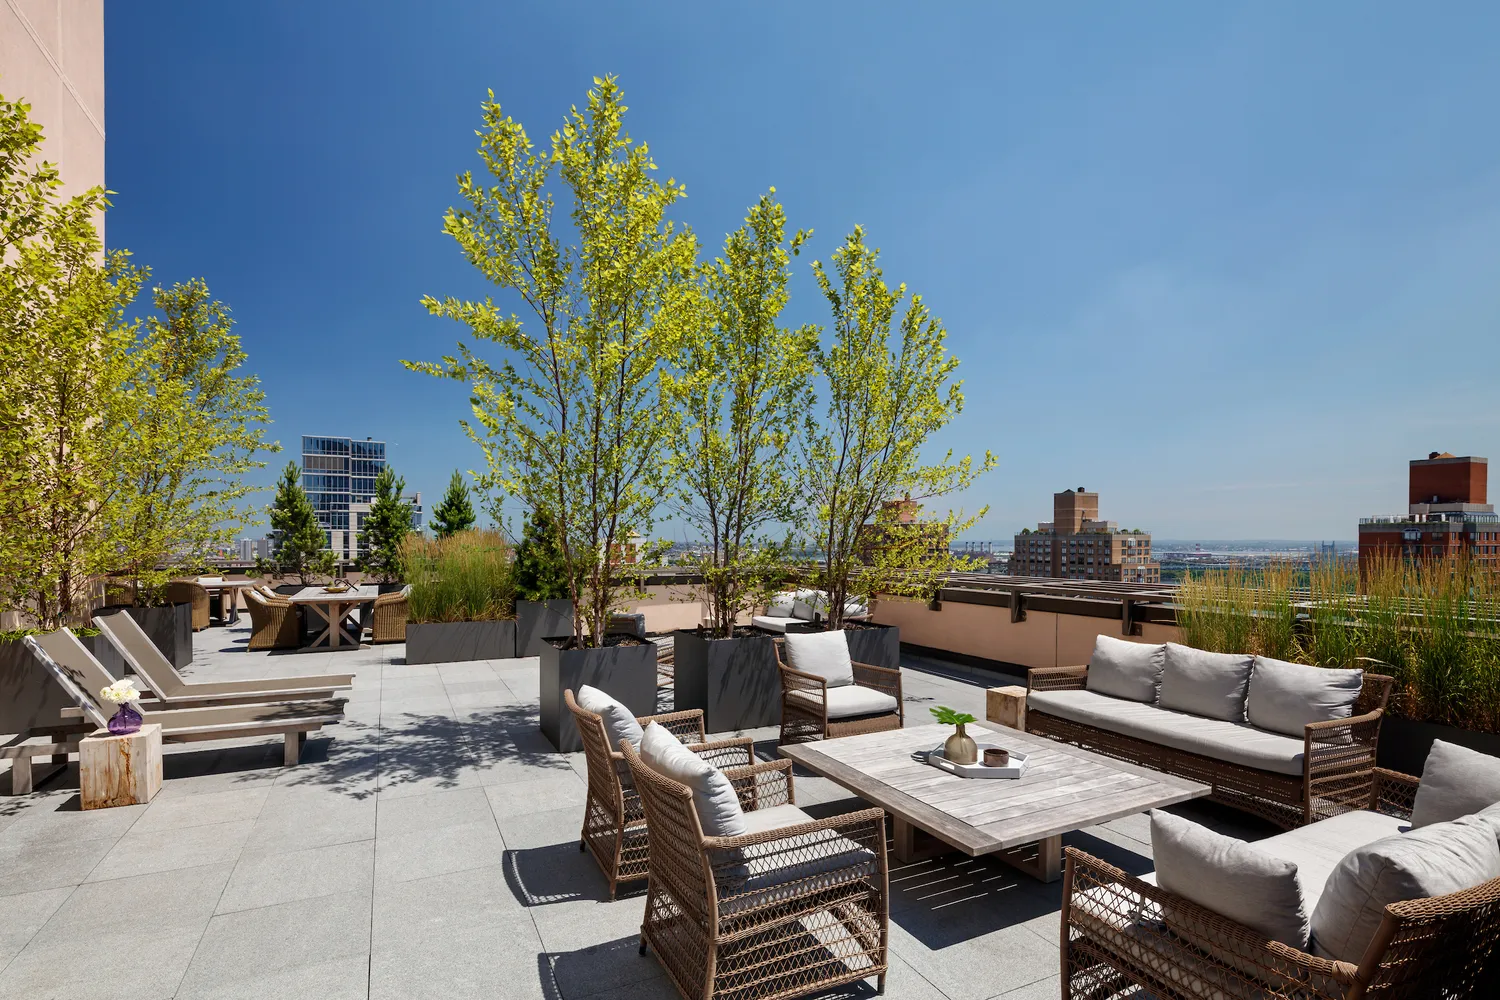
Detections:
[301, 436, 423, 560]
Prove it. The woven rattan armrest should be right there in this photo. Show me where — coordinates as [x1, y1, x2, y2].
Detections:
[778, 665, 829, 694]
[1371, 767, 1419, 818]
[609, 736, 753, 766]
[1064, 847, 1359, 995]
[851, 661, 901, 697]
[1028, 664, 1088, 691]
[639, 707, 706, 742]
[702, 806, 886, 852]
[723, 758, 794, 811]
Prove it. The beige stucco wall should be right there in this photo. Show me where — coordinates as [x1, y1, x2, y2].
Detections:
[1, 0, 106, 213]
[873, 596, 1181, 670]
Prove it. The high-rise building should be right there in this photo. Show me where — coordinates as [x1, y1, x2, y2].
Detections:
[1357, 453, 1500, 579]
[301, 436, 424, 561]
[237, 538, 273, 562]
[1011, 488, 1160, 583]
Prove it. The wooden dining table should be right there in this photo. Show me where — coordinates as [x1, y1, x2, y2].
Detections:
[197, 578, 258, 625]
[284, 585, 381, 651]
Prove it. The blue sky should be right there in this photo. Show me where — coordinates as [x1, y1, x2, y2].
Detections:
[101, 2, 1500, 542]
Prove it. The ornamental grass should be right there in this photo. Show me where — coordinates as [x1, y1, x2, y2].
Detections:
[401, 529, 516, 624]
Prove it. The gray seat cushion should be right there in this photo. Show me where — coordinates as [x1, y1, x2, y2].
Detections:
[1086, 635, 1165, 703]
[788, 684, 899, 719]
[1027, 689, 1306, 775]
[1246, 657, 1363, 737]
[1159, 643, 1254, 722]
[1411, 739, 1500, 828]
[1250, 809, 1409, 914]
[1310, 813, 1500, 963]
[711, 803, 877, 916]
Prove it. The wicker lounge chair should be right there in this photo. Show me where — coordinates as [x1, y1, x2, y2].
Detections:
[775, 632, 903, 745]
[26, 629, 346, 765]
[621, 738, 890, 1000]
[163, 580, 212, 631]
[369, 587, 409, 644]
[1027, 658, 1393, 829]
[93, 610, 352, 708]
[245, 589, 301, 651]
[1062, 768, 1500, 1000]
[565, 690, 754, 898]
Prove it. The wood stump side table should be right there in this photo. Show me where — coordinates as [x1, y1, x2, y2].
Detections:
[80, 723, 162, 809]
[985, 685, 1027, 732]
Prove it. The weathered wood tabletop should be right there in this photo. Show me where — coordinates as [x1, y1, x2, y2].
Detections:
[780, 722, 1209, 881]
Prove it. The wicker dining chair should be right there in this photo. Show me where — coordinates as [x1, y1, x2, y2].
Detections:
[621, 738, 890, 1000]
[775, 636, 904, 745]
[163, 580, 212, 631]
[245, 589, 300, 651]
[565, 690, 755, 898]
[369, 587, 409, 644]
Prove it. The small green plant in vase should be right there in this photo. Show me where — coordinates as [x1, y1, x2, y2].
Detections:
[931, 706, 978, 765]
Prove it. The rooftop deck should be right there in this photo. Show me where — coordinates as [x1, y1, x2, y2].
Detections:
[0, 626, 1271, 1000]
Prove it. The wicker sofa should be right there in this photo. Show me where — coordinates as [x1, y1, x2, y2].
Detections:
[1028, 637, 1392, 828]
[1062, 765, 1500, 1000]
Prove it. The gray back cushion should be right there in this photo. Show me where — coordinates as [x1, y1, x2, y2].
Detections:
[1311, 813, 1500, 963]
[1159, 643, 1255, 722]
[576, 684, 644, 753]
[1085, 635, 1165, 703]
[1246, 657, 1364, 737]
[1150, 809, 1309, 948]
[639, 722, 747, 838]
[1411, 740, 1500, 828]
[783, 630, 854, 687]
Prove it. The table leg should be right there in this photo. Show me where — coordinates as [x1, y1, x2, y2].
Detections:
[304, 603, 333, 650]
[892, 818, 916, 863]
[997, 835, 1062, 883]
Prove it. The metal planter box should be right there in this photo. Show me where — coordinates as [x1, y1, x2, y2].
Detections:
[77, 632, 128, 681]
[405, 620, 517, 666]
[539, 637, 657, 752]
[516, 600, 574, 657]
[0, 637, 76, 738]
[844, 623, 900, 670]
[673, 629, 782, 732]
[1377, 715, 1500, 775]
[96, 603, 193, 668]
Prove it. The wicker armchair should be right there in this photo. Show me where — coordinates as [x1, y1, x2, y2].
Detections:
[370, 587, 409, 644]
[245, 589, 300, 651]
[1027, 663, 1394, 829]
[1062, 768, 1500, 1000]
[621, 738, 890, 1000]
[163, 580, 211, 631]
[565, 691, 754, 898]
[775, 639, 904, 745]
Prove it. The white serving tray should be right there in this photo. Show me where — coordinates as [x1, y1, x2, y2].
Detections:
[917, 743, 1030, 779]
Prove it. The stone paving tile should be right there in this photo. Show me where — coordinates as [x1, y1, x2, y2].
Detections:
[374, 819, 507, 884]
[0, 885, 72, 970]
[375, 786, 496, 837]
[127, 786, 270, 834]
[216, 839, 375, 914]
[85, 819, 254, 881]
[0, 835, 117, 897]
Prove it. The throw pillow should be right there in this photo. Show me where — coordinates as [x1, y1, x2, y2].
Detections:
[791, 599, 819, 622]
[1411, 740, 1500, 828]
[1085, 635, 1166, 703]
[575, 684, 644, 753]
[638, 722, 747, 838]
[1311, 813, 1500, 963]
[1150, 809, 1309, 948]
[783, 630, 855, 687]
[766, 591, 797, 618]
[1159, 643, 1255, 722]
[1246, 657, 1364, 738]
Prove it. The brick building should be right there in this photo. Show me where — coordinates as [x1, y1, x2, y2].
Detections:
[1011, 488, 1160, 583]
[1358, 453, 1500, 579]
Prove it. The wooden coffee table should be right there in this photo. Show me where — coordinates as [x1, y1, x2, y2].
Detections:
[780, 722, 1209, 882]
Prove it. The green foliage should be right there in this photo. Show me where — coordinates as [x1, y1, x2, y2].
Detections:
[268, 462, 330, 584]
[359, 466, 412, 583]
[668, 190, 816, 636]
[801, 227, 995, 628]
[0, 93, 147, 630]
[431, 470, 478, 539]
[402, 530, 515, 623]
[407, 76, 698, 646]
[930, 706, 976, 727]
[116, 279, 278, 604]
[513, 509, 573, 602]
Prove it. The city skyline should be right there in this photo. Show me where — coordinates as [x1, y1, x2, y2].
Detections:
[98, 3, 1500, 540]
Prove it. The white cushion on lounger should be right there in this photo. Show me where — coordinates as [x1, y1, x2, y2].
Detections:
[1027, 689, 1306, 775]
[788, 685, 898, 719]
[765, 592, 797, 617]
[751, 616, 801, 634]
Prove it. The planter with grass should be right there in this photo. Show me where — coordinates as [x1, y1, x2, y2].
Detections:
[401, 531, 516, 665]
[673, 627, 781, 732]
[539, 634, 658, 752]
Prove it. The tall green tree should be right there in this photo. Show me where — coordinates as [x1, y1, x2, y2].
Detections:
[267, 462, 330, 585]
[668, 190, 817, 636]
[360, 466, 412, 583]
[513, 510, 573, 602]
[430, 470, 477, 538]
[802, 226, 995, 630]
[406, 77, 698, 647]
[116, 279, 279, 603]
[0, 93, 146, 629]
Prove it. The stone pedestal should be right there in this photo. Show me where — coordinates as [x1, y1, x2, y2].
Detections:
[986, 685, 1027, 732]
[80, 723, 162, 809]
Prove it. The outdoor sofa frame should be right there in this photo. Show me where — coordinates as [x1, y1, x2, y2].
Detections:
[775, 642, 904, 745]
[1027, 662, 1394, 829]
[1061, 768, 1500, 999]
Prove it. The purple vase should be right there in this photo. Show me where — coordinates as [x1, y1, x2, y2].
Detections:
[107, 704, 143, 736]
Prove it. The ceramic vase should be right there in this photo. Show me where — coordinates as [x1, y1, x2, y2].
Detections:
[944, 722, 978, 765]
